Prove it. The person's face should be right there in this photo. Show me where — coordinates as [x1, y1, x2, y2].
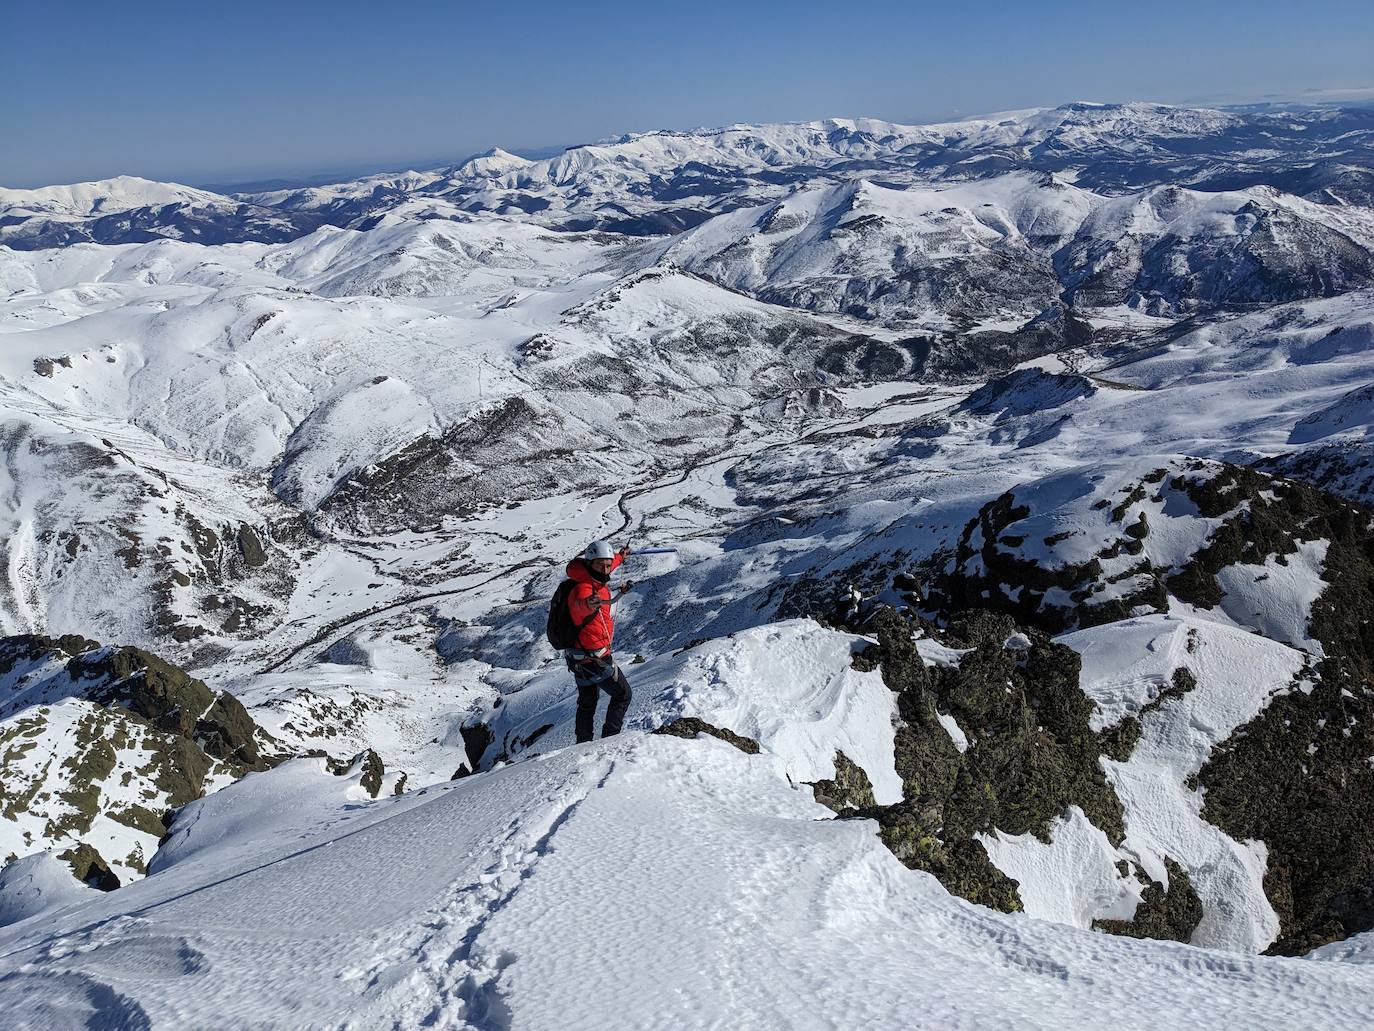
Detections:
[591, 557, 613, 577]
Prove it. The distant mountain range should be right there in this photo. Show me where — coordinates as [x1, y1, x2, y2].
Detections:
[5, 102, 1374, 252]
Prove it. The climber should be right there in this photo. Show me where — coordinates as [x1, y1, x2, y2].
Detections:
[549, 539, 634, 743]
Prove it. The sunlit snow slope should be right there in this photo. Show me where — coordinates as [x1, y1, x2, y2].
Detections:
[1, 627, 1371, 1030]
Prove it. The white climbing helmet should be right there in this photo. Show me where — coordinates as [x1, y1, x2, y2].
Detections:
[583, 540, 615, 561]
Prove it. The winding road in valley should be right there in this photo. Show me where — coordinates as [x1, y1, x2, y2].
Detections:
[254, 386, 963, 674]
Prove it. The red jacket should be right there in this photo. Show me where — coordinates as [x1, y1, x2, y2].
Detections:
[566, 552, 625, 653]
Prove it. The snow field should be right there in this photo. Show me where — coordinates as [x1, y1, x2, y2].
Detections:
[3, 730, 1373, 1029]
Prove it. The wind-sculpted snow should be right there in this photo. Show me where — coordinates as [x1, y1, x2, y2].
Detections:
[1058, 615, 1311, 951]
[469, 619, 904, 805]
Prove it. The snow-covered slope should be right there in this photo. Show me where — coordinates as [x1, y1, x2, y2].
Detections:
[665, 174, 1374, 327]
[472, 619, 904, 805]
[2, 638, 1373, 1028]
[0, 176, 226, 216]
[5, 93, 1374, 1024]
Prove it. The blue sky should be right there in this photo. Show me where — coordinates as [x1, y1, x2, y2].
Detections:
[5, 0, 1373, 188]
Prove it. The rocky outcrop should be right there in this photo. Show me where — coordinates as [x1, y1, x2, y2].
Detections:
[653, 717, 761, 755]
[806, 752, 875, 813]
[930, 456, 1359, 643]
[324, 748, 402, 798]
[1094, 858, 1203, 942]
[56, 842, 121, 892]
[1196, 654, 1374, 955]
[844, 607, 1127, 919]
[922, 456, 1374, 952]
[0, 635, 283, 884]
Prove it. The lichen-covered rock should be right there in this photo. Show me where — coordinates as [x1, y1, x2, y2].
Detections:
[838, 604, 1126, 918]
[807, 752, 875, 813]
[0, 634, 283, 886]
[1094, 858, 1203, 942]
[929, 456, 1351, 648]
[920, 456, 1374, 952]
[1197, 653, 1374, 955]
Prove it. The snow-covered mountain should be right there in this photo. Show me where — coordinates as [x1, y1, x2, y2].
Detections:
[6, 102, 1374, 249]
[4, 96, 1374, 1026]
[0, 176, 312, 250]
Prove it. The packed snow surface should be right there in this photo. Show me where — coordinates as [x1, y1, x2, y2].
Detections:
[978, 806, 1143, 928]
[3, 731, 1372, 1030]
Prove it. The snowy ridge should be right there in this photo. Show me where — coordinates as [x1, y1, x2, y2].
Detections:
[0, 176, 225, 217]
[474, 620, 903, 804]
[7, 100, 1374, 247]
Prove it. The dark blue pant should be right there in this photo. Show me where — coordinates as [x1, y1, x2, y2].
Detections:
[573, 662, 632, 743]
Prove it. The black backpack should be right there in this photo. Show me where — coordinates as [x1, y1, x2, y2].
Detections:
[546, 579, 596, 649]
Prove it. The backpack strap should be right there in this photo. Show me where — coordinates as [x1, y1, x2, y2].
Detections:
[568, 584, 602, 647]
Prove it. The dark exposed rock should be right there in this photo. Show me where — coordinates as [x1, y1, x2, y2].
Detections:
[807, 752, 875, 813]
[327, 749, 387, 798]
[838, 604, 1126, 916]
[65, 644, 270, 772]
[57, 843, 120, 892]
[1094, 858, 1203, 942]
[931, 481, 1167, 635]
[1098, 717, 1143, 762]
[1257, 443, 1374, 508]
[457, 722, 494, 776]
[1, 634, 284, 886]
[652, 717, 761, 755]
[864, 804, 1023, 913]
[33, 356, 73, 378]
[1197, 653, 1374, 955]
[236, 524, 268, 568]
[930, 457, 1369, 641]
[927, 455, 1374, 951]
